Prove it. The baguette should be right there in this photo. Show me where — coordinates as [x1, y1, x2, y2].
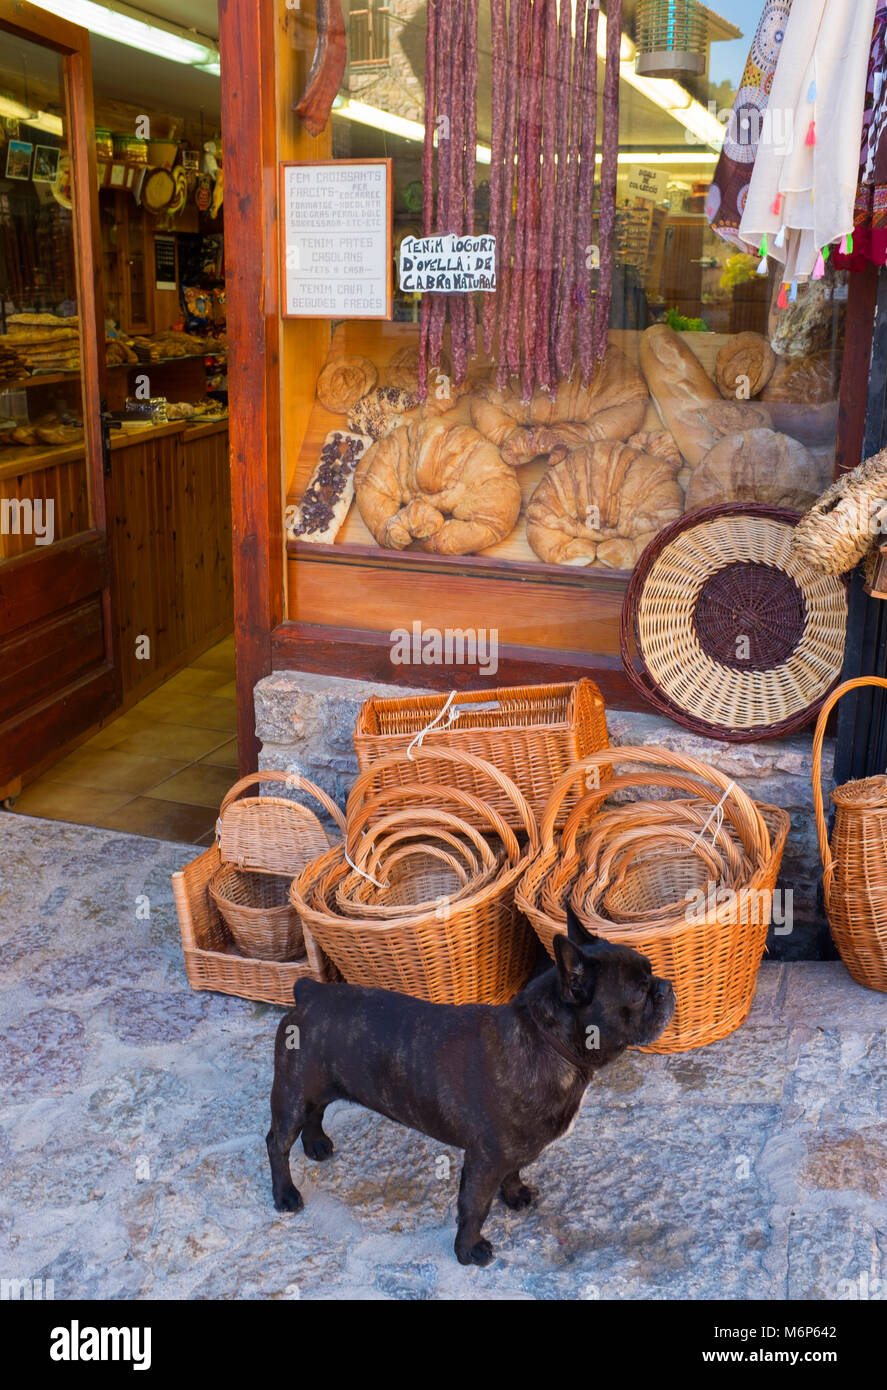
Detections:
[289, 430, 373, 543]
[638, 324, 720, 466]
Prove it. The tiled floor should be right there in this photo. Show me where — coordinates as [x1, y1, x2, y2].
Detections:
[14, 635, 238, 844]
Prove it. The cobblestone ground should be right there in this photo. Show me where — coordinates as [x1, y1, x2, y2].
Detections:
[1, 814, 885, 1301]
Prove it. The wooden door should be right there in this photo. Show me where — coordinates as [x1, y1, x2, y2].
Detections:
[0, 1, 117, 790]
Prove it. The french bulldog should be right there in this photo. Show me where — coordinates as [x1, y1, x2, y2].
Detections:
[266, 907, 675, 1265]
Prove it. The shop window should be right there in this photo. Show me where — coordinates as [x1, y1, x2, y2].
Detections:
[349, 1, 391, 67]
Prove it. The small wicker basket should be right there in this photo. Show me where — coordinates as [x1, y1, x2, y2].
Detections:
[792, 447, 887, 576]
[172, 770, 346, 1003]
[353, 679, 610, 831]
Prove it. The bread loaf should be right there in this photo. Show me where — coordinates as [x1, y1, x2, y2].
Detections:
[715, 332, 776, 400]
[316, 355, 378, 413]
[685, 429, 832, 513]
[638, 324, 720, 466]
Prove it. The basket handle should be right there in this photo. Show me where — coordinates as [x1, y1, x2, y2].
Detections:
[346, 744, 539, 851]
[359, 817, 496, 880]
[217, 769, 346, 835]
[346, 784, 521, 864]
[812, 676, 887, 905]
[541, 747, 770, 861]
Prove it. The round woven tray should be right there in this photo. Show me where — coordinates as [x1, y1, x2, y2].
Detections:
[620, 504, 848, 742]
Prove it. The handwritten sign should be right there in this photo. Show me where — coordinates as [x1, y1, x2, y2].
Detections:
[280, 159, 392, 319]
[399, 234, 497, 293]
[618, 166, 668, 203]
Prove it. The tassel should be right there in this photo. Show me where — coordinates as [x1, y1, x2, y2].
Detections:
[812, 252, 826, 280]
[823, 244, 831, 260]
[847, 232, 854, 254]
[757, 254, 769, 276]
[774, 224, 786, 248]
[808, 79, 817, 103]
[806, 120, 816, 146]
[759, 234, 768, 257]
[771, 194, 782, 216]
[789, 279, 799, 303]
[777, 283, 789, 309]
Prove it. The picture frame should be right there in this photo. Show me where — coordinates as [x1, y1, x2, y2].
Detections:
[5, 140, 33, 181]
[32, 144, 61, 183]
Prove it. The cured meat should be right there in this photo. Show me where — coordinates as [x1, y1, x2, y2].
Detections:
[593, 0, 623, 363]
[294, 0, 347, 138]
[549, 0, 573, 374]
[534, 0, 558, 393]
[483, 0, 508, 357]
[577, 0, 600, 384]
[496, 0, 522, 387]
[555, 0, 588, 380]
[418, 0, 439, 400]
[520, 0, 546, 402]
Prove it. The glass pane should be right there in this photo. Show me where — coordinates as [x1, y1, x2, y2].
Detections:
[286, 1, 845, 574]
[0, 25, 95, 563]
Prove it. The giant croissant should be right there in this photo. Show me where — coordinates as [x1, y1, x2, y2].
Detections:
[354, 417, 522, 556]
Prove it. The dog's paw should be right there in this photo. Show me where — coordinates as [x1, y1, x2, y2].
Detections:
[500, 1182, 538, 1211]
[456, 1238, 494, 1267]
[273, 1185, 304, 1213]
[302, 1135, 334, 1161]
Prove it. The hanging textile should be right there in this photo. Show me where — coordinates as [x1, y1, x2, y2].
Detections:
[738, 0, 878, 283]
[831, 0, 887, 271]
[706, 1, 794, 248]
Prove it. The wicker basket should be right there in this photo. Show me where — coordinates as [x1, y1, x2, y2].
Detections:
[291, 747, 540, 1005]
[517, 747, 790, 1052]
[792, 447, 887, 576]
[172, 770, 346, 1002]
[813, 677, 887, 992]
[353, 679, 610, 831]
[621, 505, 848, 741]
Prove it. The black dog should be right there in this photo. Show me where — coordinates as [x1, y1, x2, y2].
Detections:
[267, 908, 675, 1265]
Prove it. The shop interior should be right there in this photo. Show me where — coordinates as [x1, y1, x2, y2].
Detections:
[0, 0, 233, 842]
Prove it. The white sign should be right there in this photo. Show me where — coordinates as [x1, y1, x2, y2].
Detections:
[619, 165, 668, 203]
[399, 234, 497, 293]
[280, 160, 392, 319]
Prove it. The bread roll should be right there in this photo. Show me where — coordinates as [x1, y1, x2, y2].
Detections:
[638, 324, 720, 466]
[762, 351, 837, 405]
[715, 332, 776, 400]
[685, 429, 832, 513]
[316, 355, 378, 413]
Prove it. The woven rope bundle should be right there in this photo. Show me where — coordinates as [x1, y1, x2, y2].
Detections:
[516, 747, 790, 1052]
[792, 447, 887, 576]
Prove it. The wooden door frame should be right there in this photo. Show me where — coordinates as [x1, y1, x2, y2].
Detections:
[0, 0, 118, 788]
[219, 0, 283, 776]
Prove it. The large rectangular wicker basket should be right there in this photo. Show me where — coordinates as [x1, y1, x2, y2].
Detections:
[353, 680, 610, 832]
[172, 843, 337, 1007]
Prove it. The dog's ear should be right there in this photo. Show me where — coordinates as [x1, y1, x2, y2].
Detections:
[565, 904, 602, 948]
[554, 933, 599, 1004]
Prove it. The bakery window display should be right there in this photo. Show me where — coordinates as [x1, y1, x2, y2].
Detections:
[285, 1, 846, 577]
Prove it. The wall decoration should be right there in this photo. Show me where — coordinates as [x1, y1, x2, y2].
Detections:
[5, 139, 32, 180]
[32, 144, 60, 183]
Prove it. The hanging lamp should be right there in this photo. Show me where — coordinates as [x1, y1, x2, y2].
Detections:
[635, 0, 708, 79]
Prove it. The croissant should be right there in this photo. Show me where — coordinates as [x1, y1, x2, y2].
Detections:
[526, 440, 683, 568]
[470, 347, 648, 466]
[354, 417, 521, 555]
[685, 429, 832, 513]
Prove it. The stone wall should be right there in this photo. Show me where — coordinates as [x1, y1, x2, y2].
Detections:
[255, 670, 836, 961]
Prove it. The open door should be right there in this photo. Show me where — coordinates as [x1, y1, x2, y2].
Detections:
[0, 1, 117, 793]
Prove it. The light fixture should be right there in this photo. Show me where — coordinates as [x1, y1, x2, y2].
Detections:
[30, 0, 219, 71]
[596, 12, 723, 152]
[335, 100, 492, 165]
[0, 94, 33, 120]
[29, 111, 65, 135]
[635, 0, 708, 80]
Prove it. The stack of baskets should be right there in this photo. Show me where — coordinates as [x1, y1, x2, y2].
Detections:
[517, 747, 790, 1052]
[290, 746, 541, 1005]
[172, 770, 345, 1005]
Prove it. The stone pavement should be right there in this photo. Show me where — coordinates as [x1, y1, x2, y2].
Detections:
[0, 813, 884, 1301]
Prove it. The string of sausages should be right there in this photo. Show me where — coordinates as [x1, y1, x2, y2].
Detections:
[420, 0, 622, 401]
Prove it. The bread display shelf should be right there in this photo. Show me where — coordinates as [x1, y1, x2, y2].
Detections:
[0, 353, 228, 393]
[287, 323, 741, 572]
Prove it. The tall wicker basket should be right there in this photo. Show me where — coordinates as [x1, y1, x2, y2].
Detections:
[812, 677, 887, 992]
